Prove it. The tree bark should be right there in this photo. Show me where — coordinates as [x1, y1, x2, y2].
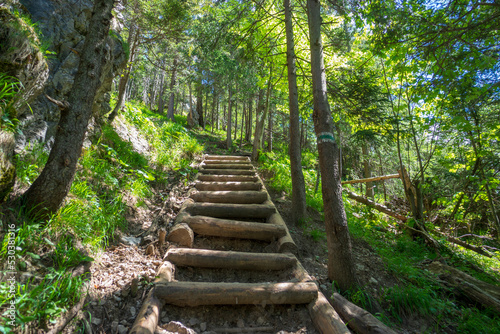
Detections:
[362, 143, 373, 198]
[166, 56, 178, 121]
[307, 0, 358, 291]
[284, 0, 307, 225]
[246, 97, 253, 141]
[251, 86, 268, 161]
[23, 0, 115, 218]
[227, 86, 233, 149]
[197, 81, 204, 128]
[108, 25, 139, 122]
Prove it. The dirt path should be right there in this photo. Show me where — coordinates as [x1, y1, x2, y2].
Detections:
[125, 154, 348, 334]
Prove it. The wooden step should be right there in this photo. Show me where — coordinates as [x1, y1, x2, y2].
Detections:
[200, 169, 255, 175]
[204, 160, 250, 165]
[195, 181, 261, 191]
[190, 191, 267, 204]
[184, 215, 286, 241]
[201, 164, 254, 170]
[155, 281, 318, 306]
[205, 155, 249, 161]
[197, 175, 259, 182]
[185, 203, 275, 219]
[165, 248, 297, 270]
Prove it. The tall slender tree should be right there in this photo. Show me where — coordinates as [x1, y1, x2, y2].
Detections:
[307, 0, 358, 291]
[284, 0, 307, 225]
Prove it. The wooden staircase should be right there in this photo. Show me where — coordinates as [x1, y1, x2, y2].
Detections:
[130, 155, 349, 334]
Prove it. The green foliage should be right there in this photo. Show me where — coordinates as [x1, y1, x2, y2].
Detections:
[458, 307, 500, 334]
[2, 97, 204, 330]
[15, 142, 49, 186]
[0, 73, 22, 132]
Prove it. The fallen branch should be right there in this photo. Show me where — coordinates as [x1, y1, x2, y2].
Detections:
[330, 293, 398, 334]
[342, 174, 400, 185]
[434, 231, 494, 258]
[344, 190, 408, 222]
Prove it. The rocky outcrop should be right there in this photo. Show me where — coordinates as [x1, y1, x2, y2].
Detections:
[17, 0, 127, 148]
[0, 0, 49, 201]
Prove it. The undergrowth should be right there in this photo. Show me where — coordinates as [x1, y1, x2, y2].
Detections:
[258, 147, 500, 333]
[0, 98, 203, 332]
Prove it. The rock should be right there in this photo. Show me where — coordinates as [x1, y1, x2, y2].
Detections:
[91, 317, 101, 326]
[161, 316, 170, 323]
[256, 317, 265, 325]
[130, 306, 136, 317]
[113, 295, 122, 302]
[121, 236, 141, 246]
[189, 318, 199, 326]
[15, 0, 126, 149]
[237, 319, 244, 328]
[111, 321, 118, 332]
[162, 321, 196, 334]
[369, 277, 379, 285]
[200, 322, 207, 331]
[117, 324, 128, 334]
[121, 288, 129, 298]
[130, 277, 139, 297]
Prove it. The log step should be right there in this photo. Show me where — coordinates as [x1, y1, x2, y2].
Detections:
[197, 175, 259, 182]
[205, 155, 249, 161]
[195, 181, 261, 191]
[200, 169, 255, 175]
[155, 281, 318, 306]
[185, 203, 275, 219]
[165, 248, 297, 270]
[204, 160, 251, 165]
[191, 191, 268, 204]
[201, 164, 254, 170]
[184, 215, 286, 241]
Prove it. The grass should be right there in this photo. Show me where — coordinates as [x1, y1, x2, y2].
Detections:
[257, 147, 500, 333]
[0, 98, 204, 332]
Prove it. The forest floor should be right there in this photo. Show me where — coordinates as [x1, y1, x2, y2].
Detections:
[76, 129, 432, 334]
[31, 126, 494, 334]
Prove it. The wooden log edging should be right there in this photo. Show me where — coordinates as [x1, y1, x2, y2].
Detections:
[195, 181, 262, 191]
[130, 262, 175, 334]
[165, 248, 297, 271]
[205, 155, 250, 161]
[167, 198, 195, 247]
[155, 281, 318, 307]
[200, 169, 255, 175]
[183, 215, 287, 241]
[331, 293, 398, 334]
[185, 202, 275, 219]
[255, 176, 298, 254]
[190, 190, 268, 204]
[201, 163, 254, 170]
[197, 174, 259, 182]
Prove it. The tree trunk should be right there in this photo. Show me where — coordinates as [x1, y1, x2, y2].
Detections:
[226, 86, 232, 149]
[108, 26, 139, 122]
[267, 107, 273, 151]
[362, 143, 373, 198]
[246, 98, 253, 142]
[23, 0, 115, 218]
[284, 0, 307, 225]
[157, 71, 166, 114]
[166, 56, 178, 121]
[233, 99, 238, 141]
[307, 0, 358, 291]
[197, 81, 204, 128]
[211, 90, 217, 133]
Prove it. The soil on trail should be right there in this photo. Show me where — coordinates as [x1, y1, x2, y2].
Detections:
[78, 130, 430, 334]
